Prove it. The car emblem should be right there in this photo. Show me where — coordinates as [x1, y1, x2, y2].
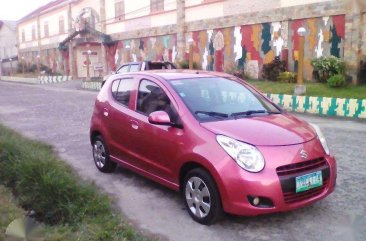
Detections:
[300, 149, 308, 159]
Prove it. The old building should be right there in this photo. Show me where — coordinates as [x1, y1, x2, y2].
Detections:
[17, 0, 366, 83]
[0, 20, 18, 76]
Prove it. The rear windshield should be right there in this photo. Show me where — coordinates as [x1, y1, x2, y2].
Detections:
[168, 77, 281, 122]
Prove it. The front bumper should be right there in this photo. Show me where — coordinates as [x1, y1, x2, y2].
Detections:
[217, 139, 337, 216]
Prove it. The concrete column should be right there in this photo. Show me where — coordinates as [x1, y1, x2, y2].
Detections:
[176, 0, 186, 63]
[343, 0, 363, 85]
[100, 0, 108, 75]
[68, 3, 77, 78]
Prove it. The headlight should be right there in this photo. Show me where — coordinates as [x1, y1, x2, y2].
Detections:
[310, 123, 330, 155]
[216, 135, 265, 172]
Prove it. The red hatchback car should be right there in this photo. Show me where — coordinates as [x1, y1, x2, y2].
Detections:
[90, 70, 336, 224]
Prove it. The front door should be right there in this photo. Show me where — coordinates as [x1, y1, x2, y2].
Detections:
[127, 78, 184, 183]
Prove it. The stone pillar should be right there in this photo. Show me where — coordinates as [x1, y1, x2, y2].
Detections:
[361, 12, 366, 58]
[176, 0, 186, 63]
[100, 0, 108, 75]
[68, 3, 77, 79]
[343, 0, 363, 85]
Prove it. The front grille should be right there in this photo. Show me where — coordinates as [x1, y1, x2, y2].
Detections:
[276, 158, 327, 176]
[283, 178, 329, 204]
[276, 158, 330, 204]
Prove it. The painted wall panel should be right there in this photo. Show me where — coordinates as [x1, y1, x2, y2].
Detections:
[108, 34, 177, 70]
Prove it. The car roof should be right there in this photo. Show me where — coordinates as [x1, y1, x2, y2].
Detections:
[113, 69, 237, 81]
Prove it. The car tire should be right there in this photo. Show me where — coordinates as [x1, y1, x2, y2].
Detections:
[92, 136, 116, 173]
[183, 168, 223, 225]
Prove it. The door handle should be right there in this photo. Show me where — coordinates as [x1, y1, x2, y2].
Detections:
[103, 108, 109, 117]
[130, 120, 139, 130]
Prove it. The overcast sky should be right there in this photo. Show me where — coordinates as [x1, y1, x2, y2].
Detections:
[0, 0, 52, 21]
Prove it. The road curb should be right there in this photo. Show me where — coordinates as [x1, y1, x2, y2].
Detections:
[267, 93, 366, 119]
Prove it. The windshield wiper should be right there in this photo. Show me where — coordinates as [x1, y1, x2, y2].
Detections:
[230, 110, 266, 118]
[195, 111, 229, 119]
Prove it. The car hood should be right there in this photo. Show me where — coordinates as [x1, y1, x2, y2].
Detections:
[200, 113, 316, 146]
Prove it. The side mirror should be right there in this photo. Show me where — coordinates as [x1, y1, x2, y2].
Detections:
[148, 111, 171, 126]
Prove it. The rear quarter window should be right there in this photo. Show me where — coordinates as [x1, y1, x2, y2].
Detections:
[112, 78, 136, 106]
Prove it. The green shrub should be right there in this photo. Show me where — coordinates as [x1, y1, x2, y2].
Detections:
[327, 74, 346, 88]
[277, 71, 297, 83]
[311, 56, 346, 82]
[0, 124, 148, 240]
[262, 57, 287, 81]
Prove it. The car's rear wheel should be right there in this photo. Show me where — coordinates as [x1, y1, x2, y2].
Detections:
[183, 168, 223, 225]
[92, 136, 116, 173]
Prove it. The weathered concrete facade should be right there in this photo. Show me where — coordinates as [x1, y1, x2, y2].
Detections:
[17, 0, 366, 83]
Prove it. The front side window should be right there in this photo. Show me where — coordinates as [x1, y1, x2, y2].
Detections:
[168, 77, 280, 122]
[113, 78, 135, 106]
[117, 65, 129, 73]
[137, 79, 176, 120]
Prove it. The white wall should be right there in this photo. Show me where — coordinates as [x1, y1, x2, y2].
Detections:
[0, 23, 17, 58]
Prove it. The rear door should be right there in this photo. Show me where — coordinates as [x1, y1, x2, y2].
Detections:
[106, 76, 140, 165]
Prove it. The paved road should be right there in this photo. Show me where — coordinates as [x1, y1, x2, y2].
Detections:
[0, 81, 365, 241]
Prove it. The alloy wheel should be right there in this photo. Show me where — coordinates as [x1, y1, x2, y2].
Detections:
[185, 176, 211, 218]
[93, 140, 106, 168]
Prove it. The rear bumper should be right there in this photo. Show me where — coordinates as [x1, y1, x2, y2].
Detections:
[217, 141, 337, 216]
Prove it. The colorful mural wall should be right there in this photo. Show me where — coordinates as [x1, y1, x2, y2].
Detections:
[288, 15, 345, 79]
[108, 34, 177, 71]
[186, 15, 345, 79]
[109, 15, 345, 80]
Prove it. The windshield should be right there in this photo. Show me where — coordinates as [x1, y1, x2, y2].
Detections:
[168, 77, 281, 122]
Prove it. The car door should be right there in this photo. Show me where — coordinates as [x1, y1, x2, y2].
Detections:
[106, 76, 141, 166]
[126, 78, 184, 182]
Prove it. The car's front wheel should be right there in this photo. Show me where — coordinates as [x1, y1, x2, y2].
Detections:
[92, 136, 116, 173]
[183, 168, 223, 225]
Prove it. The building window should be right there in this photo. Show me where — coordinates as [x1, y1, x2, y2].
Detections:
[115, 0, 125, 20]
[59, 16, 65, 34]
[44, 21, 49, 37]
[21, 30, 25, 42]
[150, 0, 164, 13]
[32, 26, 36, 40]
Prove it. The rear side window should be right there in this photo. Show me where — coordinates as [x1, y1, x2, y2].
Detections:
[113, 78, 135, 106]
[129, 64, 140, 72]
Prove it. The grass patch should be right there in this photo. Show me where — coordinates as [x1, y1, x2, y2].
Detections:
[247, 80, 366, 99]
[0, 124, 148, 241]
